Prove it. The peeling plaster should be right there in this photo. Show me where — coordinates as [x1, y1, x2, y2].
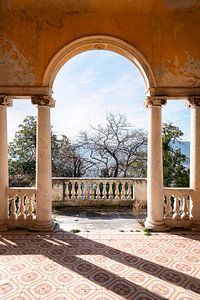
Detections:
[0, 37, 37, 86]
[154, 55, 200, 87]
[166, 0, 198, 10]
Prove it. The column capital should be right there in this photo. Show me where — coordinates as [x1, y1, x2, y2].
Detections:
[31, 95, 55, 107]
[144, 96, 167, 108]
[185, 96, 200, 108]
[0, 95, 13, 107]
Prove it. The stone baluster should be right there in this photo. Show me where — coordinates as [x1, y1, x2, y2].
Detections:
[144, 96, 169, 231]
[18, 195, 26, 220]
[0, 96, 12, 231]
[181, 195, 189, 220]
[27, 196, 34, 220]
[96, 181, 101, 200]
[90, 180, 94, 200]
[102, 181, 107, 199]
[71, 181, 76, 200]
[186, 97, 200, 230]
[173, 195, 181, 220]
[108, 181, 113, 199]
[127, 182, 132, 200]
[115, 181, 120, 200]
[77, 180, 82, 200]
[165, 194, 172, 219]
[65, 182, 70, 200]
[83, 180, 88, 199]
[121, 182, 126, 200]
[31, 95, 55, 231]
[9, 197, 17, 220]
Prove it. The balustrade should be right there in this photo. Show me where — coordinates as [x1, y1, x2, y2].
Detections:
[7, 188, 36, 228]
[63, 178, 133, 202]
[163, 188, 193, 228]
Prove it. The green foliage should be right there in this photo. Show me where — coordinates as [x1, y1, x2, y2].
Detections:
[8, 116, 85, 187]
[9, 116, 36, 186]
[162, 122, 189, 187]
[143, 228, 152, 235]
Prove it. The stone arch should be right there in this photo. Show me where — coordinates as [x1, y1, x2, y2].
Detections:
[42, 35, 157, 92]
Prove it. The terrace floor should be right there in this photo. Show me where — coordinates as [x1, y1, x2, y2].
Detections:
[0, 210, 200, 299]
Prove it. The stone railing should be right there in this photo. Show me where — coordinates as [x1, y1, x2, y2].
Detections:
[163, 187, 193, 228]
[7, 187, 36, 229]
[52, 177, 147, 207]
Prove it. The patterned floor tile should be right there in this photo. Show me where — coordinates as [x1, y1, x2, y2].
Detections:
[172, 261, 196, 275]
[107, 279, 137, 298]
[105, 260, 128, 276]
[28, 280, 57, 299]
[184, 279, 200, 295]
[0, 231, 199, 299]
[7, 291, 34, 300]
[45, 289, 75, 300]
[171, 291, 200, 300]
[92, 290, 125, 299]
[88, 269, 115, 286]
[51, 269, 79, 288]
[133, 290, 166, 300]
[159, 269, 188, 287]
[15, 269, 44, 286]
[146, 278, 175, 298]
[126, 269, 151, 286]
[0, 280, 19, 299]
[67, 278, 100, 299]
[150, 253, 173, 267]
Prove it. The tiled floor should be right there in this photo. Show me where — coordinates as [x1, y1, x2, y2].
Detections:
[0, 230, 200, 299]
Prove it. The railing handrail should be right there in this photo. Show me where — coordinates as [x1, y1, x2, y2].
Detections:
[7, 187, 37, 197]
[52, 177, 147, 181]
[163, 187, 194, 194]
[7, 187, 36, 190]
[163, 187, 193, 191]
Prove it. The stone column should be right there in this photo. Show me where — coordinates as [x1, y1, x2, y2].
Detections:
[0, 96, 12, 231]
[144, 96, 169, 231]
[31, 96, 55, 231]
[186, 96, 200, 231]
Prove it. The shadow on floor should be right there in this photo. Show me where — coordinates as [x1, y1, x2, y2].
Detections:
[0, 229, 200, 299]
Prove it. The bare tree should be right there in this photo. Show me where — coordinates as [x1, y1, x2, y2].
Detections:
[51, 134, 88, 177]
[78, 113, 147, 177]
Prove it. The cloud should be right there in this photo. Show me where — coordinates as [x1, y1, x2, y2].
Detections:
[7, 51, 190, 143]
[7, 100, 36, 142]
[51, 51, 154, 141]
[162, 100, 190, 140]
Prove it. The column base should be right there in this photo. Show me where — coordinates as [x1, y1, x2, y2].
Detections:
[0, 221, 8, 232]
[30, 219, 57, 232]
[191, 221, 200, 232]
[145, 218, 170, 232]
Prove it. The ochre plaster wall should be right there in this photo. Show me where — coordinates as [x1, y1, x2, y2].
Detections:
[0, 0, 200, 88]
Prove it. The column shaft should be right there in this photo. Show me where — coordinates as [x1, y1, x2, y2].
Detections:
[189, 98, 200, 230]
[31, 96, 55, 231]
[190, 106, 200, 189]
[0, 105, 8, 230]
[144, 97, 168, 231]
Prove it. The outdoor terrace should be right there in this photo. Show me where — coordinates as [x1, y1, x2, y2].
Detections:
[0, 227, 199, 299]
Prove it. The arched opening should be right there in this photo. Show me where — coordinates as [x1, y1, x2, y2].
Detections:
[43, 35, 156, 91]
[48, 36, 152, 230]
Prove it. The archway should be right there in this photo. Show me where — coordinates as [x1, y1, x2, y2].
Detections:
[43, 35, 157, 92]
[1, 36, 168, 232]
[42, 35, 167, 231]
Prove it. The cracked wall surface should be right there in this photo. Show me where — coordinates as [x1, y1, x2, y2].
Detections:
[0, 0, 200, 88]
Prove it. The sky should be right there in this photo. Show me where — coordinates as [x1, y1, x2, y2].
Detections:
[7, 50, 190, 142]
